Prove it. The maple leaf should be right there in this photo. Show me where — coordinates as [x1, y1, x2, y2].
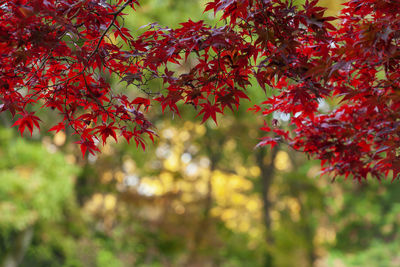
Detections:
[48, 122, 66, 133]
[131, 97, 151, 110]
[95, 123, 119, 145]
[196, 102, 222, 124]
[76, 138, 101, 158]
[12, 112, 41, 137]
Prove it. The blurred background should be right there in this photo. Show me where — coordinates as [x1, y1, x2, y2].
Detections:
[1, 0, 400, 266]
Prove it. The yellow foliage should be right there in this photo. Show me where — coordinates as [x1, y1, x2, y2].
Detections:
[101, 171, 113, 184]
[104, 194, 117, 211]
[194, 124, 206, 136]
[53, 131, 66, 146]
[211, 170, 262, 234]
[114, 171, 124, 183]
[159, 172, 174, 191]
[274, 150, 292, 171]
[249, 166, 261, 177]
[287, 197, 301, 222]
[140, 177, 163, 195]
[164, 153, 180, 172]
[122, 157, 136, 173]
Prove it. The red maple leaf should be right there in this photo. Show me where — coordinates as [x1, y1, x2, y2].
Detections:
[12, 112, 41, 137]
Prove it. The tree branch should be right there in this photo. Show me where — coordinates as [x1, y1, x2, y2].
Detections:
[88, 0, 134, 61]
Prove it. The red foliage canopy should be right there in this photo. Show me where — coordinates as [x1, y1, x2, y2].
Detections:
[1, 0, 399, 181]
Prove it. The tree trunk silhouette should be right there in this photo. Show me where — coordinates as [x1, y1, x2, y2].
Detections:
[256, 144, 279, 267]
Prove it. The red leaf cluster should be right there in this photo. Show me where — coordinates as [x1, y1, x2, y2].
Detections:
[1, 0, 400, 180]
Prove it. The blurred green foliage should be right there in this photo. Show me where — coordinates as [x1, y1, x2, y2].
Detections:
[0, 131, 76, 230]
[0, 128, 79, 266]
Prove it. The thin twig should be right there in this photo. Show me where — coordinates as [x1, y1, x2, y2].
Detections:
[87, 0, 134, 61]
